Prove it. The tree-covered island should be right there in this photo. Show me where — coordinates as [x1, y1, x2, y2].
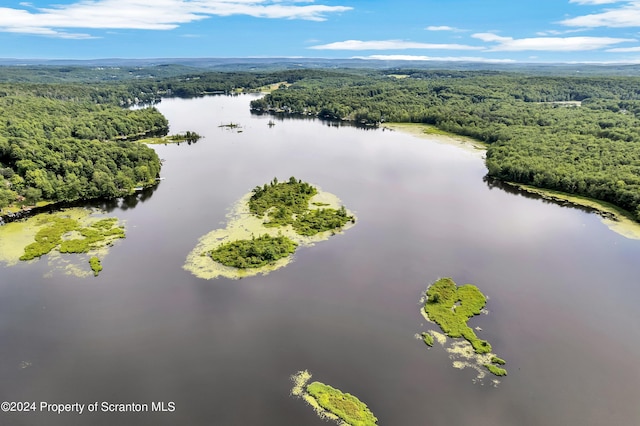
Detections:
[185, 177, 356, 279]
[422, 277, 507, 377]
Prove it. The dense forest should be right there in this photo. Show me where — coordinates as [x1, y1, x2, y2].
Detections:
[251, 71, 640, 221]
[0, 85, 167, 209]
[4, 65, 640, 223]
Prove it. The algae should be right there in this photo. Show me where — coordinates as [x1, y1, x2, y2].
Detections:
[0, 208, 125, 277]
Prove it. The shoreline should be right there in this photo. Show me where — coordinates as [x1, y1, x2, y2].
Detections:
[385, 122, 640, 240]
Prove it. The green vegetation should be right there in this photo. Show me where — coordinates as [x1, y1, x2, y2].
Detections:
[249, 177, 317, 225]
[247, 177, 354, 235]
[422, 277, 509, 377]
[292, 206, 354, 236]
[251, 70, 640, 222]
[421, 332, 434, 347]
[141, 131, 201, 145]
[209, 234, 297, 269]
[0, 86, 165, 210]
[19, 215, 125, 271]
[306, 382, 378, 426]
[424, 277, 491, 354]
[185, 185, 356, 280]
[491, 356, 506, 365]
[89, 256, 103, 276]
[485, 364, 508, 377]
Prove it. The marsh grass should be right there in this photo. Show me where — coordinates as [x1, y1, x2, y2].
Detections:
[485, 364, 508, 376]
[18, 213, 125, 276]
[306, 382, 378, 426]
[424, 277, 492, 354]
[491, 356, 506, 365]
[421, 332, 434, 347]
[89, 256, 102, 276]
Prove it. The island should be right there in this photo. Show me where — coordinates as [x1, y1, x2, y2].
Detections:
[139, 131, 202, 145]
[0, 208, 126, 277]
[291, 370, 378, 426]
[184, 177, 356, 280]
[421, 277, 507, 377]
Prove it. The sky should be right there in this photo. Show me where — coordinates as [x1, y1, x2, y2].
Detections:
[3, 0, 640, 62]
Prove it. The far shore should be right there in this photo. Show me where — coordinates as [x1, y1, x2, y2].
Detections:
[384, 122, 640, 240]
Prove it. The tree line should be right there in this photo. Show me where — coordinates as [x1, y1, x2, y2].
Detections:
[251, 70, 640, 221]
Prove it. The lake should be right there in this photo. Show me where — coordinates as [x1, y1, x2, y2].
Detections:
[1, 94, 639, 426]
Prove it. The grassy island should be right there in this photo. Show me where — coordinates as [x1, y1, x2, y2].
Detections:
[422, 277, 508, 377]
[424, 277, 491, 354]
[209, 234, 297, 269]
[291, 370, 378, 426]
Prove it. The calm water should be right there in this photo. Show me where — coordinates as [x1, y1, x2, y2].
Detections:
[1, 95, 639, 426]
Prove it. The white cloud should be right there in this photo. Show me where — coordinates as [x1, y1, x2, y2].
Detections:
[562, 0, 640, 28]
[425, 25, 464, 32]
[569, 0, 625, 4]
[0, 0, 352, 38]
[309, 39, 481, 50]
[472, 32, 635, 51]
[607, 45, 640, 51]
[354, 55, 516, 63]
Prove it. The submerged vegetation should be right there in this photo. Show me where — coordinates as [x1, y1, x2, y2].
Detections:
[291, 370, 378, 426]
[20, 216, 125, 261]
[422, 277, 508, 377]
[0, 208, 125, 276]
[209, 234, 297, 269]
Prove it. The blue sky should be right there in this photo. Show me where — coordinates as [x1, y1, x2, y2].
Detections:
[3, 0, 640, 62]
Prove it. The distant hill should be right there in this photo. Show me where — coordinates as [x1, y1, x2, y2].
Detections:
[2, 57, 640, 79]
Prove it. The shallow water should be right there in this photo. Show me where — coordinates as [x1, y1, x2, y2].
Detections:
[1, 94, 639, 426]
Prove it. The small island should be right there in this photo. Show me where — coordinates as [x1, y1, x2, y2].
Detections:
[140, 130, 201, 145]
[184, 177, 356, 279]
[0, 208, 125, 277]
[421, 277, 507, 377]
[291, 370, 378, 426]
